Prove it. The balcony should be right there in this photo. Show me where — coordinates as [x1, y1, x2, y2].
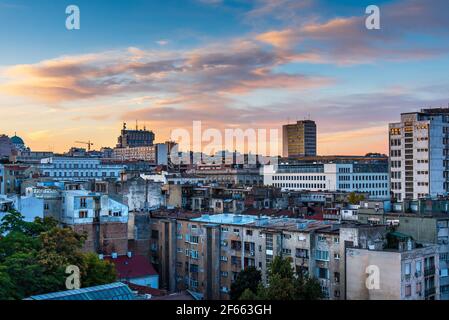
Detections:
[425, 287, 436, 297]
[424, 266, 435, 277]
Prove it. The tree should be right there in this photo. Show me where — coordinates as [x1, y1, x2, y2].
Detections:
[348, 192, 365, 205]
[230, 266, 261, 300]
[0, 266, 14, 300]
[238, 288, 258, 301]
[256, 256, 323, 301]
[0, 211, 117, 300]
[0, 210, 58, 236]
[82, 253, 117, 288]
[295, 273, 324, 300]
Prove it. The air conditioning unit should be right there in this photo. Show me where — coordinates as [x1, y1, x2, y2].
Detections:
[111, 252, 118, 259]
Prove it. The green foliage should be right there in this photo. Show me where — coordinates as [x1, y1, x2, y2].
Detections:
[238, 288, 258, 301]
[0, 266, 14, 300]
[0, 211, 117, 300]
[82, 253, 117, 288]
[233, 256, 324, 301]
[348, 192, 365, 205]
[230, 266, 261, 300]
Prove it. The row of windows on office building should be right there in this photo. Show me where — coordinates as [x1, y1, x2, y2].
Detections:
[44, 171, 119, 178]
[273, 175, 387, 182]
[51, 163, 100, 169]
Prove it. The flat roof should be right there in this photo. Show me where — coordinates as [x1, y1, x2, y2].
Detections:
[190, 213, 261, 225]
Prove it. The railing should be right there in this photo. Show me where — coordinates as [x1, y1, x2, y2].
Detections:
[424, 266, 436, 277]
[425, 287, 436, 297]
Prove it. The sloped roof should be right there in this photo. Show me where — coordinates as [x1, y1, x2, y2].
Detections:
[25, 282, 136, 300]
[105, 255, 158, 279]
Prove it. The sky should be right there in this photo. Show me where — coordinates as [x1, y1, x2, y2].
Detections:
[0, 0, 448, 155]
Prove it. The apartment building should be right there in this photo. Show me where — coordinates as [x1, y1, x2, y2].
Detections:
[357, 198, 449, 299]
[149, 212, 353, 300]
[23, 182, 130, 255]
[0, 163, 39, 195]
[389, 108, 449, 201]
[60, 190, 129, 255]
[346, 234, 440, 300]
[40, 157, 125, 181]
[264, 160, 389, 199]
[283, 120, 317, 157]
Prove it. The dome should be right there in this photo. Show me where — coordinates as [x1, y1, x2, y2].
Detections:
[10, 135, 25, 146]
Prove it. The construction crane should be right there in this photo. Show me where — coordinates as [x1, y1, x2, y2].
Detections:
[75, 141, 94, 152]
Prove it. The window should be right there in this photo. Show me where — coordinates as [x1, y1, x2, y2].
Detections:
[334, 253, 340, 260]
[246, 230, 253, 236]
[78, 211, 88, 219]
[405, 263, 411, 276]
[190, 236, 199, 244]
[80, 198, 87, 208]
[415, 261, 422, 276]
[190, 250, 199, 259]
[316, 267, 329, 279]
[405, 285, 412, 297]
[334, 272, 340, 283]
[317, 235, 326, 242]
[416, 282, 422, 294]
[315, 250, 329, 261]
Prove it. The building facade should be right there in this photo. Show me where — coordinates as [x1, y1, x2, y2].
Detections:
[282, 120, 317, 158]
[263, 161, 389, 199]
[40, 157, 125, 181]
[389, 108, 449, 201]
[149, 213, 348, 300]
[116, 123, 155, 148]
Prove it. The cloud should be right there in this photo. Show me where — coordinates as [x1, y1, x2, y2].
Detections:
[156, 40, 169, 46]
[255, 0, 449, 64]
[0, 38, 332, 103]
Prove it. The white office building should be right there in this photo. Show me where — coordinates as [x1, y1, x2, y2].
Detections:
[389, 108, 449, 201]
[263, 161, 389, 199]
[40, 157, 125, 181]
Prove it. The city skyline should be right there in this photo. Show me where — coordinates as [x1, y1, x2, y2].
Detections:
[1, 0, 449, 154]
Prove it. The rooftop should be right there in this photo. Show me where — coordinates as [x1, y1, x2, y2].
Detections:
[190, 213, 262, 225]
[104, 255, 158, 279]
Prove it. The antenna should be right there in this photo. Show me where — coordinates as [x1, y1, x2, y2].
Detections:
[135, 120, 138, 130]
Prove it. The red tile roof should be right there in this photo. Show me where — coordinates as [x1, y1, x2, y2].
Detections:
[105, 255, 158, 279]
[123, 281, 166, 297]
